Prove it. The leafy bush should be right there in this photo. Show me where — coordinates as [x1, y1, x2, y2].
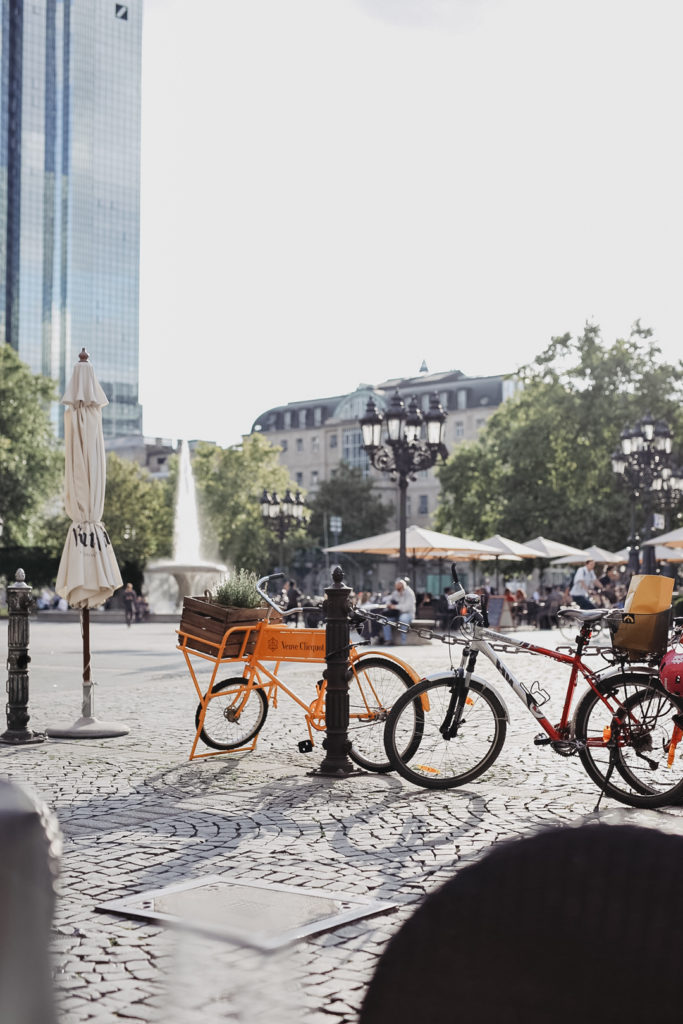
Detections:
[210, 569, 263, 608]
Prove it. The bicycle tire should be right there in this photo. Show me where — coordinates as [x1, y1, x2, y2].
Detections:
[384, 675, 507, 790]
[573, 673, 683, 808]
[195, 677, 269, 751]
[346, 657, 421, 773]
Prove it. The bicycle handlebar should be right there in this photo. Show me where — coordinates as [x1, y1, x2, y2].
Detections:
[256, 572, 286, 615]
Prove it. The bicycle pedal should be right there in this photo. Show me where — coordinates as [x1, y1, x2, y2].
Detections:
[533, 733, 552, 746]
[298, 740, 314, 753]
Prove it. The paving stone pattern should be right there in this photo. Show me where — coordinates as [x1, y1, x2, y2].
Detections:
[2, 619, 683, 1023]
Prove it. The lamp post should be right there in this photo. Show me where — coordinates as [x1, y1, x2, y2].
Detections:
[260, 488, 308, 569]
[611, 415, 683, 575]
[359, 390, 447, 578]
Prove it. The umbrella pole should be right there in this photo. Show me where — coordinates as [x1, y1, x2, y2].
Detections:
[81, 608, 93, 719]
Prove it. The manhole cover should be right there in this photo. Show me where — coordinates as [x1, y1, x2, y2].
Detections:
[97, 874, 397, 950]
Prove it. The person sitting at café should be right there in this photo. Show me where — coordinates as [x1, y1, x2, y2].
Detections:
[383, 578, 416, 646]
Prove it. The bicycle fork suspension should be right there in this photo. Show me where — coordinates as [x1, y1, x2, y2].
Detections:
[439, 653, 477, 740]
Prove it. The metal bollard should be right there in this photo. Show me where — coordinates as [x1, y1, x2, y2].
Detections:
[0, 778, 61, 1024]
[1, 568, 46, 745]
[314, 564, 357, 776]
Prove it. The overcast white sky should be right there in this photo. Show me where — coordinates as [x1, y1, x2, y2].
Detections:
[138, 0, 683, 448]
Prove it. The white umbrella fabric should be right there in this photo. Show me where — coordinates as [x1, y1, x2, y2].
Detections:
[551, 545, 623, 566]
[48, 349, 129, 739]
[522, 536, 587, 559]
[615, 546, 683, 564]
[325, 524, 500, 560]
[479, 535, 540, 592]
[643, 526, 683, 549]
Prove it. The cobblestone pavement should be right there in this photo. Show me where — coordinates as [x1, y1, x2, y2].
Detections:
[2, 618, 683, 1023]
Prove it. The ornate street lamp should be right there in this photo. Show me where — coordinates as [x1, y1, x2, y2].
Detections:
[260, 488, 308, 569]
[611, 415, 683, 574]
[360, 390, 448, 578]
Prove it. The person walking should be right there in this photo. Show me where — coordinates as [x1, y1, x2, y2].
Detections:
[383, 578, 416, 645]
[284, 579, 302, 627]
[122, 582, 137, 626]
[570, 559, 602, 610]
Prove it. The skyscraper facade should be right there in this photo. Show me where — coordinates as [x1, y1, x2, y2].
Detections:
[0, 0, 142, 437]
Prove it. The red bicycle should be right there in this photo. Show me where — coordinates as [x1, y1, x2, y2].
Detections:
[383, 569, 683, 808]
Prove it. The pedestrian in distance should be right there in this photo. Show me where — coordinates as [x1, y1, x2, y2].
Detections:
[122, 582, 137, 626]
[570, 558, 602, 609]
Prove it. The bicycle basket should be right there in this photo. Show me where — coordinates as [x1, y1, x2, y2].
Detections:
[605, 607, 672, 661]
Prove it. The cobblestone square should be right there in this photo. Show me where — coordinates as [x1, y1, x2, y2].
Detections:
[2, 618, 682, 1022]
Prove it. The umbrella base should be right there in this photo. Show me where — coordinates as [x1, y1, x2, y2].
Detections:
[46, 717, 130, 739]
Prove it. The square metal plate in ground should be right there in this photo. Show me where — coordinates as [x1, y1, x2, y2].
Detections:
[96, 874, 397, 950]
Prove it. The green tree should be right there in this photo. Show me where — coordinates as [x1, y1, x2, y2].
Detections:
[307, 463, 392, 546]
[103, 452, 173, 587]
[192, 433, 301, 572]
[435, 323, 683, 549]
[0, 346, 62, 544]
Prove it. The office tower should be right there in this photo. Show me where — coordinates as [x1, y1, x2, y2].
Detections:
[1, 0, 142, 437]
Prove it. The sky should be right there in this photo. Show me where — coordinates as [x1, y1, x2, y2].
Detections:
[138, 0, 683, 448]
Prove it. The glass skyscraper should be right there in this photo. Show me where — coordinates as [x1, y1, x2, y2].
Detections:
[0, 0, 142, 437]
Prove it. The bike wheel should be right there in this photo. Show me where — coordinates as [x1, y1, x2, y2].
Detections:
[558, 610, 581, 643]
[346, 657, 421, 772]
[195, 678, 269, 751]
[384, 675, 507, 789]
[573, 674, 683, 808]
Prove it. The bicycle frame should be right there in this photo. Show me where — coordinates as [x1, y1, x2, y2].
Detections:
[453, 620, 658, 746]
[177, 619, 421, 761]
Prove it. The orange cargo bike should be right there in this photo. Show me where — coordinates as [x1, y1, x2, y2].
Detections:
[177, 573, 422, 771]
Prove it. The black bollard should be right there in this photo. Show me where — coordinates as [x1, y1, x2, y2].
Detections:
[314, 564, 357, 777]
[1, 568, 46, 745]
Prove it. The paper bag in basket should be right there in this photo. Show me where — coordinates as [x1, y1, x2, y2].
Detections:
[623, 575, 674, 614]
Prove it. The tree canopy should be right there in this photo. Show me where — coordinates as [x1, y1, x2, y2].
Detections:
[306, 463, 392, 547]
[435, 324, 683, 549]
[0, 345, 62, 545]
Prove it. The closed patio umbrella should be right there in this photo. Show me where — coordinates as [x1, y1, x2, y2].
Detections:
[48, 349, 129, 739]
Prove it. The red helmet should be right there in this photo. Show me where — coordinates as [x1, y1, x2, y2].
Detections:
[660, 649, 683, 697]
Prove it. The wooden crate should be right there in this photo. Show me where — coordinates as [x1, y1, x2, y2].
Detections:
[179, 598, 271, 658]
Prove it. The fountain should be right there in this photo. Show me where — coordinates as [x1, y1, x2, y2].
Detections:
[145, 440, 227, 611]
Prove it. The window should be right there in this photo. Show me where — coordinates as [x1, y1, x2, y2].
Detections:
[454, 420, 464, 439]
[418, 494, 428, 515]
[329, 433, 338, 449]
[342, 428, 370, 472]
[296, 472, 303, 486]
[280, 439, 288, 452]
[311, 470, 319, 486]
[475, 418, 486, 431]
[296, 438, 303, 452]
[311, 435, 320, 453]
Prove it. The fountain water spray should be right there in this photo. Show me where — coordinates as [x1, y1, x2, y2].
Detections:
[145, 440, 227, 611]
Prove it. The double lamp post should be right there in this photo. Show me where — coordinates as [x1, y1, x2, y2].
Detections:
[260, 488, 308, 570]
[611, 414, 683, 574]
[359, 390, 448, 578]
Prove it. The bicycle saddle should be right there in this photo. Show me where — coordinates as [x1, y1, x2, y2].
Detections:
[557, 607, 609, 624]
